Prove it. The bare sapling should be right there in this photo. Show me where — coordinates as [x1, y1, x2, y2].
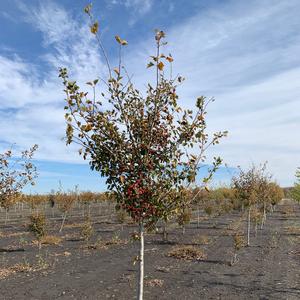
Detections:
[56, 188, 77, 233]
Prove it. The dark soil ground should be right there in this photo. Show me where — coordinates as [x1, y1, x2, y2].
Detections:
[1, 200, 300, 299]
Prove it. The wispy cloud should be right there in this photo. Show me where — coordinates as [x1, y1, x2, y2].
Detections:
[120, 0, 300, 185]
[0, 1, 106, 163]
[106, 0, 153, 25]
[19, 1, 106, 80]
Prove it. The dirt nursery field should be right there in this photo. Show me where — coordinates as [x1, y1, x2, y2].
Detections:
[0, 200, 300, 300]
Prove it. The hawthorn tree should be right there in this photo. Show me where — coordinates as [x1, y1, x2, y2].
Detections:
[0, 145, 38, 224]
[232, 164, 281, 244]
[291, 168, 300, 203]
[28, 213, 46, 250]
[59, 5, 226, 299]
[268, 182, 284, 211]
[255, 165, 283, 228]
[232, 166, 259, 246]
[255, 164, 272, 229]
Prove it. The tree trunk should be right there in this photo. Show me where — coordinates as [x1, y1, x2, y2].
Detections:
[162, 221, 168, 242]
[5, 208, 9, 225]
[59, 213, 67, 232]
[231, 253, 238, 266]
[247, 207, 251, 246]
[197, 207, 200, 228]
[138, 222, 144, 300]
[260, 203, 266, 229]
[255, 222, 258, 236]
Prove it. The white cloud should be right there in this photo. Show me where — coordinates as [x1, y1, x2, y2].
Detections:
[107, 0, 153, 25]
[0, 1, 106, 163]
[124, 0, 153, 15]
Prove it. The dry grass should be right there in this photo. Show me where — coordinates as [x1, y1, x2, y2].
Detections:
[222, 229, 234, 236]
[0, 263, 33, 280]
[285, 226, 300, 235]
[52, 251, 71, 257]
[167, 245, 207, 261]
[192, 235, 212, 245]
[64, 222, 86, 229]
[41, 235, 62, 245]
[11, 263, 33, 273]
[62, 233, 82, 241]
[86, 236, 128, 250]
[0, 268, 13, 279]
[32, 235, 62, 247]
[281, 206, 295, 216]
[145, 278, 164, 287]
[0, 232, 29, 238]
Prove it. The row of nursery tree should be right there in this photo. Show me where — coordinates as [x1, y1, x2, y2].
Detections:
[0, 141, 290, 297]
[0, 4, 298, 299]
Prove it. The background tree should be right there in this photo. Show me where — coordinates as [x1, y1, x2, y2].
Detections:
[0, 144, 38, 224]
[232, 165, 259, 246]
[191, 187, 208, 228]
[291, 168, 300, 203]
[255, 164, 271, 229]
[268, 182, 284, 211]
[56, 188, 77, 233]
[79, 191, 95, 218]
[59, 5, 226, 299]
[28, 213, 46, 250]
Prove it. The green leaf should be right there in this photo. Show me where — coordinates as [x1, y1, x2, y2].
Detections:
[147, 62, 154, 68]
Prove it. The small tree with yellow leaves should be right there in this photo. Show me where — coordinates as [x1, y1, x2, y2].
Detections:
[0, 145, 38, 224]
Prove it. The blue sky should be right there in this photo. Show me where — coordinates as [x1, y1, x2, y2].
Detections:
[0, 0, 299, 193]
